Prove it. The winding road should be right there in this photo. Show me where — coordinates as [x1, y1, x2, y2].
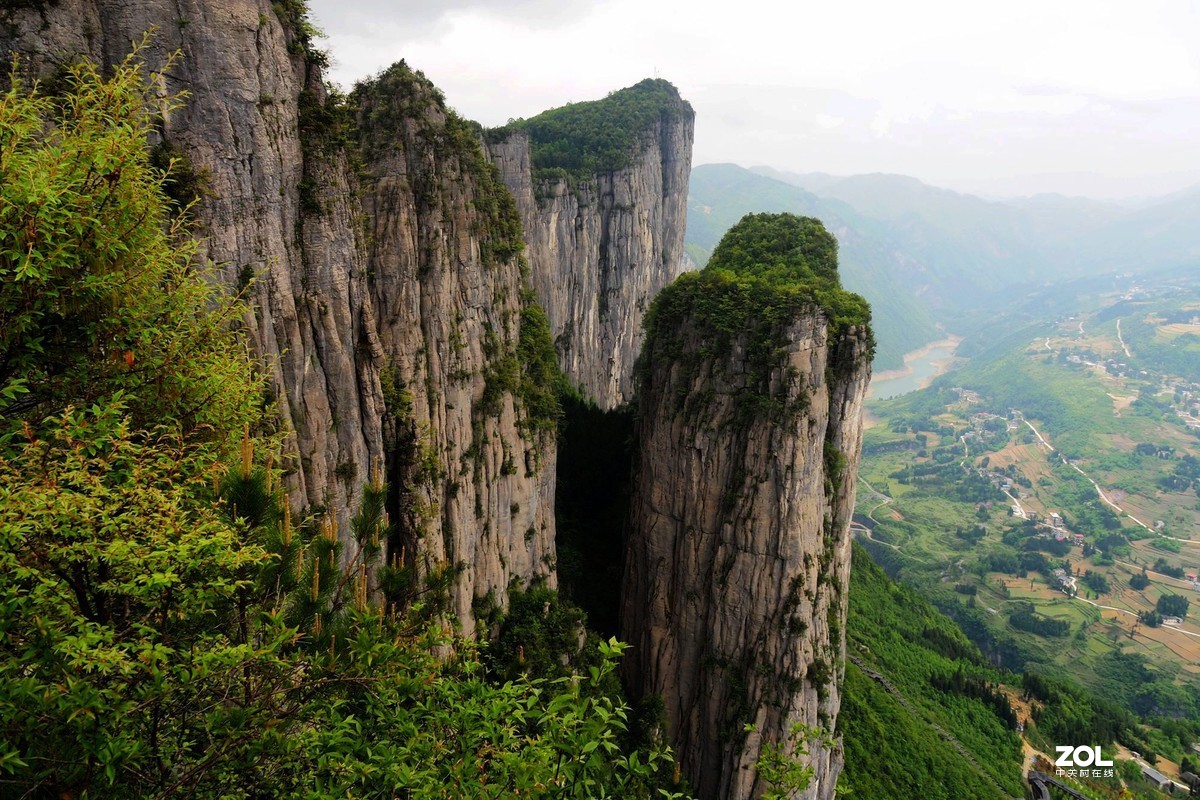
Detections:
[1020, 418, 1154, 531]
[1116, 318, 1132, 358]
[998, 414, 1200, 648]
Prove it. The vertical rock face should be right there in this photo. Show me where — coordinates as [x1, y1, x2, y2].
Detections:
[0, 2, 555, 630]
[623, 215, 872, 800]
[6, 9, 874, 797]
[352, 67, 559, 626]
[0, 0, 363, 517]
[489, 84, 694, 409]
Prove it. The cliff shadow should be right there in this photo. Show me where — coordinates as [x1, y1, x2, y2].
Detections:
[554, 394, 635, 637]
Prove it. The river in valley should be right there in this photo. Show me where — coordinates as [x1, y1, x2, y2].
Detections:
[868, 338, 961, 401]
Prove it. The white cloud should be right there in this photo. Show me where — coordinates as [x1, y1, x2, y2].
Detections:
[308, 0, 1200, 197]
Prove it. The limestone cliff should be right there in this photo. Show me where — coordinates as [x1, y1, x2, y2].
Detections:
[488, 81, 694, 408]
[350, 66, 559, 627]
[622, 214, 873, 800]
[0, 1, 555, 630]
[4, 11, 877, 797]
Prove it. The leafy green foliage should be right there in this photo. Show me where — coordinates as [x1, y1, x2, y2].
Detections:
[483, 581, 596, 683]
[842, 666, 1007, 800]
[1020, 666, 1149, 757]
[515, 296, 566, 433]
[271, 0, 327, 65]
[488, 78, 692, 184]
[1081, 569, 1110, 594]
[840, 545, 1025, 799]
[1156, 593, 1189, 618]
[479, 582, 690, 798]
[1008, 604, 1071, 638]
[0, 50, 258, 438]
[707, 212, 841, 285]
[287, 634, 686, 799]
[753, 723, 825, 800]
[479, 295, 567, 440]
[0, 407, 278, 792]
[1153, 558, 1185, 579]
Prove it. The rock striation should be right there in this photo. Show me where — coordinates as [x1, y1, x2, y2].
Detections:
[488, 82, 694, 408]
[622, 214, 873, 800]
[0, 1, 555, 630]
[350, 66, 559, 628]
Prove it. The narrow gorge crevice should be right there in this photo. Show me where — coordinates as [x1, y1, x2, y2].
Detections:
[553, 395, 636, 637]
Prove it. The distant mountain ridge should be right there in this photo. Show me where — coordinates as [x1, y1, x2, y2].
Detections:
[686, 165, 939, 371]
[689, 163, 1200, 371]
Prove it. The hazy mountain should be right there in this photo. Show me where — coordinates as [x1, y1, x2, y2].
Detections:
[1059, 185, 1200, 273]
[693, 165, 1200, 372]
[687, 164, 940, 371]
[753, 168, 1111, 294]
[758, 166, 1200, 282]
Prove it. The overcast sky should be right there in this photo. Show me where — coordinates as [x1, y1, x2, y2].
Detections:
[307, 0, 1200, 199]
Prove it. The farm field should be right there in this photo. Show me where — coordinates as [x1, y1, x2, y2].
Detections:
[857, 274, 1200, 769]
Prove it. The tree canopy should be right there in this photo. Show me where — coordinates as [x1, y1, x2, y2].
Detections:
[640, 213, 873, 424]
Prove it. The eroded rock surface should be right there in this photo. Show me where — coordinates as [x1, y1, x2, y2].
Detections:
[0, 2, 555, 630]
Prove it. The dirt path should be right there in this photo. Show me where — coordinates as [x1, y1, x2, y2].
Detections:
[1116, 318, 1132, 358]
[1003, 487, 1027, 519]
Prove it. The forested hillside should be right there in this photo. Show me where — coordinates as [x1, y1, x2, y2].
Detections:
[841, 546, 1025, 799]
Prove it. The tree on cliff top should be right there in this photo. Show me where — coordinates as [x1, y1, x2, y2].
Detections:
[487, 77, 694, 184]
[707, 212, 841, 285]
[645, 213, 872, 343]
[639, 213, 873, 423]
